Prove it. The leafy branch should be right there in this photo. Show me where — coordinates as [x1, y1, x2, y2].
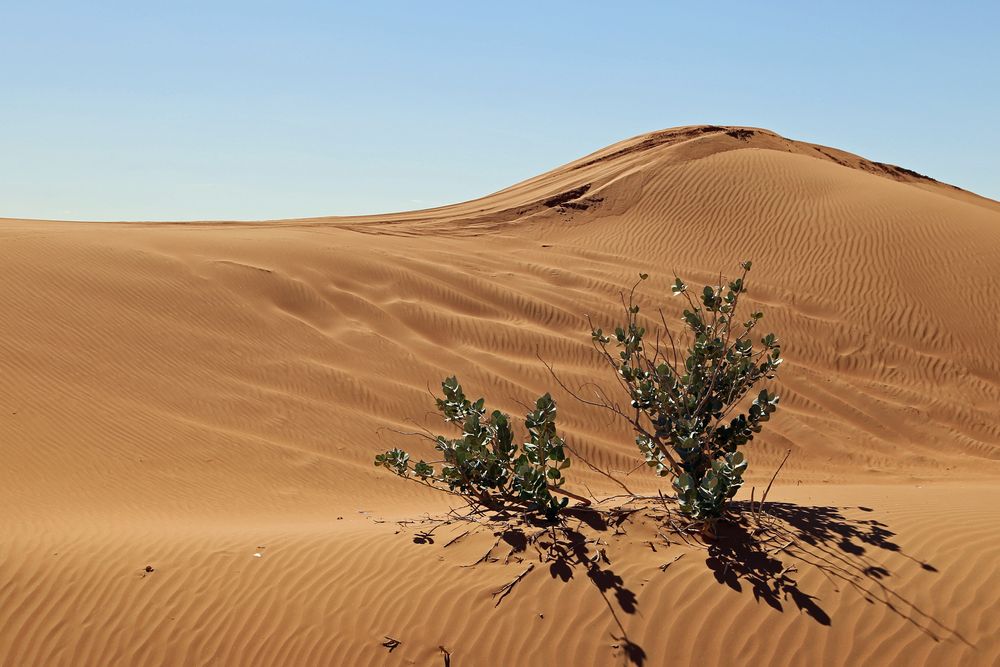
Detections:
[375, 377, 582, 520]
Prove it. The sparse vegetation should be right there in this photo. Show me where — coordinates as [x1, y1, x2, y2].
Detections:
[378, 263, 782, 528]
[587, 261, 783, 523]
[375, 377, 574, 519]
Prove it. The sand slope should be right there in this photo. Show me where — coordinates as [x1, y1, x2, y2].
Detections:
[1, 126, 998, 665]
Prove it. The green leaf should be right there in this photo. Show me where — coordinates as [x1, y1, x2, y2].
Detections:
[674, 473, 694, 492]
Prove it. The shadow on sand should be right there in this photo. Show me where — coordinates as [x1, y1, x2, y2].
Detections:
[698, 501, 967, 650]
[402, 500, 961, 666]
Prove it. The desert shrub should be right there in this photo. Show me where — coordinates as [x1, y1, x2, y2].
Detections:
[375, 377, 572, 519]
[589, 262, 782, 522]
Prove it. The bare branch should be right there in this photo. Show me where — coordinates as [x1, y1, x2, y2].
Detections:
[758, 449, 792, 520]
[492, 564, 535, 607]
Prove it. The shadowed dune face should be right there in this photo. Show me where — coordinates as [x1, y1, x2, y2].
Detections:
[1, 126, 998, 665]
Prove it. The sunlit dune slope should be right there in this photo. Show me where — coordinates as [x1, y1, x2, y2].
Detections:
[1, 125, 998, 665]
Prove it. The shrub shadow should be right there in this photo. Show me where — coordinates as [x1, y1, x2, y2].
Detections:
[705, 516, 831, 625]
[403, 499, 966, 663]
[504, 508, 647, 665]
[705, 501, 965, 644]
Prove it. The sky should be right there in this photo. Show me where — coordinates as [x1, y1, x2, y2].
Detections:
[1, 1, 997, 220]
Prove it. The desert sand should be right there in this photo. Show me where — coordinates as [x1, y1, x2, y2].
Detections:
[2, 126, 998, 666]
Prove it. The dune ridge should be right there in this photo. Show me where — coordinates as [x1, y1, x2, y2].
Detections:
[2, 126, 999, 665]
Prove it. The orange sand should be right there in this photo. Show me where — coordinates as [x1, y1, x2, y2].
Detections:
[1, 126, 998, 665]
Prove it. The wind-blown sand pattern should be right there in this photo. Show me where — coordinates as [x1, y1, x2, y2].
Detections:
[2, 126, 998, 665]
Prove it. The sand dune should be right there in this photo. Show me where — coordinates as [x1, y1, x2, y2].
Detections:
[2, 126, 998, 665]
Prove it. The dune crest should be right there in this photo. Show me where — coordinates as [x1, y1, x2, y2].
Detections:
[2, 126, 998, 665]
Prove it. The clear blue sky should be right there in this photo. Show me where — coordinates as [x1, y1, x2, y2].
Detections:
[2, 1, 997, 220]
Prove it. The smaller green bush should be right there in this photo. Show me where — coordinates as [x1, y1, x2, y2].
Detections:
[375, 377, 572, 519]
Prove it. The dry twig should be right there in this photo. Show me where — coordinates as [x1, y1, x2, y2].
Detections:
[443, 529, 471, 548]
[756, 449, 792, 522]
[492, 564, 535, 607]
[660, 553, 685, 571]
